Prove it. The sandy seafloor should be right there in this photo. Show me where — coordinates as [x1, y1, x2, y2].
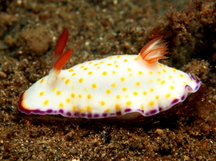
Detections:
[0, 0, 215, 160]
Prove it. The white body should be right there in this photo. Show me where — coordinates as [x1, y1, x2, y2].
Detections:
[20, 55, 201, 118]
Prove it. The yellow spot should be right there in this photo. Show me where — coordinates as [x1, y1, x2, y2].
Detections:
[87, 94, 92, 99]
[120, 77, 125, 81]
[149, 101, 155, 106]
[155, 95, 159, 99]
[105, 108, 110, 113]
[65, 79, 70, 84]
[122, 87, 127, 91]
[86, 106, 91, 112]
[134, 57, 138, 61]
[84, 87, 88, 91]
[148, 79, 153, 83]
[106, 89, 111, 94]
[40, 79, 45, 83]
[99, 61, 104, 64]
[169, 76, 173, 79]
[166, 93, 171, 98]
[163, 69, 166, 73]
[88, 61, 93, 65]
[92, 83, 97, 88]
[80, 65, 84, 68]
[72, 106, 77, 112]
[143, 91, 148, 95]
[149, 88, 154, 92]
[111, 83, 116, 87]
[39, 92, 44, 96]
[138, 71, 143, 75]
[109, 57, 113, 59]
[180, 74, 184, 77]
[59, 103, 64, 108]
[116, 95, 121, 99]
[172, 68, 177, 72]
[113, 61, 117, 63]
[79, 78, 84, 83]
[52, 87, 57, 91]
[61, 77, 66, 80]
[88, 71, 93, 75]
[56, 91, 62, 95]
[71, 93, 75, 98]
[170, 86, 174, 90]
[72, 73, 76, 76]
[115, 65, 119, 68]
[157, 71, 161, 74]
[68, 69, 74, 72]
[102, 71, 108, 75]
[136, 82, 141, 86]
[149, 71, 153, 74]
[140, 105, 144, 110]
[133, 92, 138, 95]
[66, 98, 71, 103]
[101, 101, 105, 106]
[115, 104, 120, 110]
[127, 68, 131, 71]
[83, 68, 88, 70]
[80, 108, 85, 113]
[43, 100, 49, 106]
[112, 71, 116, 74]
[124, 59, 128, 62]
[71, 86, 75, 90]
[117, 56, 121, 58]
[157, 78, 161, 82]
[107, 63, 112, 66]
[129, 73, 133, 77]
[94, 63, 99, 66]
[78, 94, 82, 98]
[97, 67, 101, 69]
[161, 80, 165, 84]
[126, 101, 132, 106]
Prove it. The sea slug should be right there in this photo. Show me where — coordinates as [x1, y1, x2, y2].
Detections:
[18, 28, 201, 119]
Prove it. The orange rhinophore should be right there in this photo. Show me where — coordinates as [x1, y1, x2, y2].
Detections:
[54, 28, 69, 58]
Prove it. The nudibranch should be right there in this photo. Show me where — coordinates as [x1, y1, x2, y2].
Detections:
[18, 28, 201, 119]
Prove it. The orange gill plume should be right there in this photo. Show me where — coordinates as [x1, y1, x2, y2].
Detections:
[139, 37, 168, 64]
